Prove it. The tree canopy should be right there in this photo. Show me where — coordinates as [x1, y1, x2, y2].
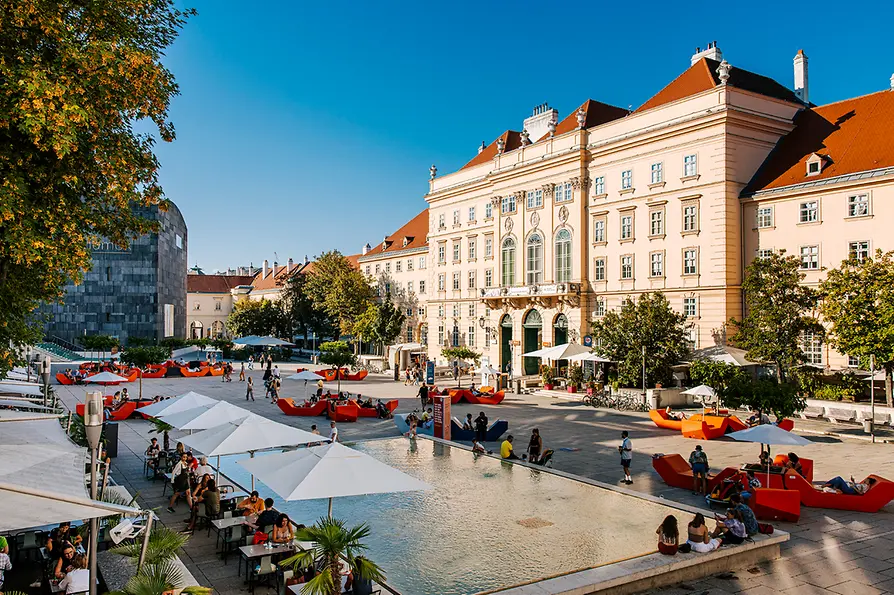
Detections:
[353, 298, 406, 354]
[0, 1, 194, 376]
[729, 252, 822, 380]
[279, 272, 335, 345]
[591, 292, 691, 388]
[820, 249, 894, 406]
[305, 251, 375, 338]
[225, 298, 287, 339]
[318, 341, 357, 392]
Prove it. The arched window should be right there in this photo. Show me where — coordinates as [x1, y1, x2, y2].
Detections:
[526, 234, 543, 285]
[555, 229, 572, 282]
[501, 237, 516, 286]
[189, 321, 203, 340]
[211, 320, 224, 338]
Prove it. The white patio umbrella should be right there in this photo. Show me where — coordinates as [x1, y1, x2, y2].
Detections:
[287, 370, 325, 399]
[0, 381, 44, 397]
[522, 342, 591, 361]
[237, 442, 433, 516]
[83, 371, 129, 384]
[180, 413, 323, 489]
[566, 352, 613, 363]
[159, 401, 251, 431]
[728, 424, 813, 483]
[233, 335, 262, 345]
[137, 391, 217, 418]
[682, 384, 717, 415]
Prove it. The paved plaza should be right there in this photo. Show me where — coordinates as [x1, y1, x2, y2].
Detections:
[54, 365, 894, 595]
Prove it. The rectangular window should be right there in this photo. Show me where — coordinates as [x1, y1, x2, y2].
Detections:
[683, 249, 697, 275]
[683, 204, 698, 232]
[468, 326, 475, 347]
[468, 270, 476, 289]
[407, 281, 413, 293]
[164, 304, 174, 337]
[385, 262, 391, 273]
[800, 245, 819, 270]
[621, 169, 633, 189]
[485, 269, 493, 287]
[554, 183, 571, 203]
[365, 265, 371, 275]
[452, 304, 460, 318]
[438, 245, 446, 263]
[683, 154, 698, 177]
[468, 303, 475, 317]
[438, 214, 446, 229]
[848, 355, 860, 368]
[453, 210, 460, 225]
[501, 195, 516, 213]
[438, 325, 444, 346]
[621, 255, 633, 279]
[683, 297, 697, 317]
[452, 326, 460, 347]
[595, 299, 606, 317]
[527, 189, 543, 208]
[800, 201, 819, 223]
[175, 234, 183, 249]
[215, 301, 221, 311]
[395, 260, 402, 272]
[418, 306, 425, 316]
[756, 206, 774, 228]
[686, 328, 698, 350]
[406, 326, 414, 342]
[802, 331, 823, 365]
[419, 256, 426, 269]
[594, 176, 605, 195]
[468, 238, 476, 259]
[453, 242, 460, 262]
[756, 248, 773, 259]
[594, 258, 605, 281]
[650, 252, 664, 277]
[849, 241, 870, 262]
[593, 219, 605, 243]
[484, 237, 493, 258]
[452, 272, 460, 290]
[650, 210, 664, 236]
[407, 259, 413, 271]
[620, 214, 633, 239]
[384, 282, 391, 296]
[468, 206, 476, 221]
[848, 194, 870, 217]
[375, 264, 380, 274]
[438, 274, 445, 291]
[419, 280, 425, 294]
[650, 163, 663, 184]
[438, 305, 444, 318]
[485, 202, 492, 219]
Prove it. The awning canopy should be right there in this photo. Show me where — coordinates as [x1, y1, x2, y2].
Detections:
[0, 482, 140, 532]
[566, 352, 613, 363]
[522, 342, 591, 361]
[0, 381, 44, 397]
[691, 345, 761, 367]
[137, 392, 217, 418]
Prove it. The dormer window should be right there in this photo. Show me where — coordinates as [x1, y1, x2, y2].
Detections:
[403, 238, 409, 247]
[806, 153, 825, 177]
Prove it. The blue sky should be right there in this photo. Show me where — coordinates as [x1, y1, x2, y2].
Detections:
[157, 0, 893, 272]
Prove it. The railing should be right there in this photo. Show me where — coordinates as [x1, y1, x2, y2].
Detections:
[47, 335, 84, 352]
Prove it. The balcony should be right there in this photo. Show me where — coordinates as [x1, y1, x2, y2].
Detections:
[479, 282, 582, 310]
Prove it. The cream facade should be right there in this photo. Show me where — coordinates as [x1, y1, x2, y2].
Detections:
[186, 275, 254, 339]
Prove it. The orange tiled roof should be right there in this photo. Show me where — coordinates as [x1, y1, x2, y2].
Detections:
[538, 99, 629, 141]
[187, 275, 255, 293]
[360, 209, 429, 259]
[460, 131, 524, 170]
[745, 89, 894, 194]
[635, 58, 800, 114]
[251, 254, 361, 292]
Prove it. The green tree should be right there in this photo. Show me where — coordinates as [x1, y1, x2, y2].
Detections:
[688, 359, 748, 406]
[281, 517, 384, 595]
[226, 298, 287, 339]
[820, 249, 894, 407]
[109, 524, 210, 595]
[280, 273, 335, 348]
[318, 341, 357, 392]
[591, 292, 691, 388]
[353, 298, 406, 355]
[729, 252, 823, 381]
[441, 346, 481, 386]
[723, 376, 806, 419]
[119, 345, 170, 400]
[0, 1, 194, 378]
[305, 251, 375, 338]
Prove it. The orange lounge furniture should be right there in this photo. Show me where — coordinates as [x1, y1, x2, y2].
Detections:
[681, 414, 729, 440]
[277, 399, 328, 417]
[760, 469, 894, 513]
[180, 366, 209, 378]
[478, 386, 495, 394]
[56, 373, 76, 385]
[448, 389, 471, 404]
[750, 487, 801, 522]
[772, 455, 814, 482]
[777, 419, 795, 432]
[726, 415, 749, 432]
[649, 409, 684, 431]
[208, 366, 224, 377]
[139, 367, 167, 379]
[355, 399, 398, 418]
[466, 391, 506, 405]
[652, 454, 721, 492]
[339, 369, 369, 381]
[104, 400, 153, 421]
[315, 369, 339, 382]
[328, 400, 359, 423]
[76, 395, 116, 416]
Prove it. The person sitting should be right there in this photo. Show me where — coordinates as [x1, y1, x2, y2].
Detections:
[194, 456, 213, 479]
[362, 398, 374, 408]
[656, 515, 679, 555]
[463, 413, 475, 431]
[184, 477, 219, 532]
[472, 439, 488, 454]
[665, 406, 685, 421]
[500, 435, 520, 460]
[58, 553, 89, 594]
[728, 493, 759, 536]
[741, 470, 762, 499]
[47, 522, 72, 558]
[784, 452, 803, 476]
[271, 514, 294, 543]
[823, 476, 876, 495]
[757, 449, 772, 468]
[255, 498, 279, 529]
[237, 491, 267, 516]
[54, 543, 77, 579]
[0, 536, 11, 593]
[686, 513, 721, 553]
[309, 393, 319, 405]
[711, 509, 747, 545]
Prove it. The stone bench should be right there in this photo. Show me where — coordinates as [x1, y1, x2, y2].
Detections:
[855, 410, 892, 426]
[799, 405, 824, 419]
[826, 407, 857, 423]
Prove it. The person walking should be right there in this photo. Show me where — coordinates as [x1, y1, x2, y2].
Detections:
[248, 355, 254, 370]
[239, 363, 245, 382]
[329, 421, 339, 443]
[689, 445, 709, 495]
[417, 383, 429, 409]
[619, 430, 633, 484]
[246, 377, 255, 401]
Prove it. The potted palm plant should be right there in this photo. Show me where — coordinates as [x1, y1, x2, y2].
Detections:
[568, 364, 584, 394]
[281, 517, 385, 595]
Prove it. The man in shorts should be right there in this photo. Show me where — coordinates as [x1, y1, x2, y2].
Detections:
[619, 431, 632, 484]
[689, 444, 709, 494]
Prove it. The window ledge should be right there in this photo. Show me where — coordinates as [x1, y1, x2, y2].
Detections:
[592, 241, 608, 247]
[452, 224, 462, 229]
[619, 238, 635, 244]
[681, 273, 700, 278]
[752, 226, 776, 231]
[797, 220, 822, 226]
[681, 230, 700, 237]
[468, 258, 477, 263]
[681, 174, 700, 183]
[619, 277, 634, 282]
[648, 181, 666, 190]
[619, 188, 636, 196]
[554, 199, 573, 205]
[452, 260, 461, 264]
[845, 214, 873, 221]
[526, 205, 544, 211]
[648, 234, 666, 241]
[484, 256, 494, 261]
[649, 275, 666, 280]
[468, 220, 477, 225]
[484, 216, 494, 222]
[438, 226, 446, 231]
[592, 193, 608, 201]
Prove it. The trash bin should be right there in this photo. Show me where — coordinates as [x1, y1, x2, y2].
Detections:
[104, 422, 119, 459]
[498, 373, 508, 391]
[863, 420, 873, 433]
[650, 390, 661, 410]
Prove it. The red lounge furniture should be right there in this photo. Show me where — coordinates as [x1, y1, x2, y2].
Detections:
[277, 399, 328, 417]
[653, 454, 715, 491]
[681, 415, 728, 440]
[777, 419, 795, 432]
[750, 488, 801, 522]
[208, 366, 224, 377]
[76, 395, 116, 416]
[328, 401, 359, 423]
[355, 400, 398, 418]
[761, 469, 894, 513]
[180, 366, 209, 378]
[315, 369, 339, 382]
[466, 391, 506, 405]
[448, 389, 470, 404]
[104, 400, 153, 421]
[339, 370, 369, 381]
[649, 409, 684, 431]
[772, 455, 814, 482]
[478, 386, 495, 394]
[56, 373, 76, 385]
[139, 367, 166, 379]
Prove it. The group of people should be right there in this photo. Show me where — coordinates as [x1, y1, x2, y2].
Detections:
[42, 522, 89, 594]
[403, 364, 424, 386]
[656, 501, 759, 556]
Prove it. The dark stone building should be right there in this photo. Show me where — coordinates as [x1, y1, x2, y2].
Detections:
[44, 202, 188, 345]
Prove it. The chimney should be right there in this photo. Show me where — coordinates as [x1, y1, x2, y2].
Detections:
[794, 50, 808, 103]
[889, 73, 893, 90]
[522, 103, 559, 143]
[262, 259, 269, 278]
[690, 40, 722, 66]
[287, 257, 293, 271]
[362, 243, 371, 255]
[478, 141, 486, 154]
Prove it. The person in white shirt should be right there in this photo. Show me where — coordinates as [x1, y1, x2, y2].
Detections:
[329, 421, 339, 443]
[619, 431, 633, 485]
[193, 456, 213, 479]
[273, 365, 281, 379]
[58, 554, 89, 594]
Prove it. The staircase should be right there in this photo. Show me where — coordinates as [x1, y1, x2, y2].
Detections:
[35, 341, 82, 362]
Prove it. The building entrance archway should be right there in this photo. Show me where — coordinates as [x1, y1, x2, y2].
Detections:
[500, 314, 513, 374]
[523, 309, 542, 376]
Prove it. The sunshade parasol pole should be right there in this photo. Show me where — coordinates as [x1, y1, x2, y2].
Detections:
[250, 451, 255, 491]
[328, 497, 333, 518]
[216, 455, 221, 484]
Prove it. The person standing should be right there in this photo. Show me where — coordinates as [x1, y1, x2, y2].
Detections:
[688, 445, 709, 495]
[474, 411, 488, 442]
[417, 383, 429, 409]
[527, 429, 542, 464]
[329, 421, 339, 443]
[248, 355, 254, 370]
[246, 376, 255, 401]
[619, 430, 633, 484]
[273, 365, 280, 380]
[239, 362, 245, 382]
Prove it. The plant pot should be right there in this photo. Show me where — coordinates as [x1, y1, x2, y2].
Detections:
[544, 384, 554, 391]
[567, 386, 577, 393]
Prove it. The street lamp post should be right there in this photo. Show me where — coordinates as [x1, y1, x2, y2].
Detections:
[870, 355, 876, 443]
[84, 391, 104, 595]
[41, 356, 51, 407]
